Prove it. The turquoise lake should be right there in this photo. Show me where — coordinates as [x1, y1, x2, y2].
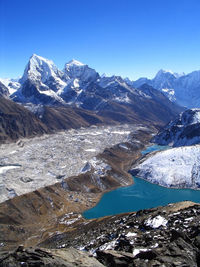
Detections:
[83, 144, 200, 219]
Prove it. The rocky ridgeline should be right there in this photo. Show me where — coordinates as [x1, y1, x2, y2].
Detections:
[153, 108, 200, 147]
[1, 202, 200, 266]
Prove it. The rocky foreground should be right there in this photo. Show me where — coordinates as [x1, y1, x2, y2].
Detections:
[1, 201, 200, 266]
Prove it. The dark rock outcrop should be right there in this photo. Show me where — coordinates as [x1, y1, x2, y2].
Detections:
[0, 97, 49, 142]
[153, 108, 200, 146]
[1, 199, 200, 266]
[0, 246, 103, 266]
[0, 82, 9, 97]
[40, 202, 200, 266]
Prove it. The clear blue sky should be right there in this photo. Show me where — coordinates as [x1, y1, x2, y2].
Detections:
[1, 0, 200, 79]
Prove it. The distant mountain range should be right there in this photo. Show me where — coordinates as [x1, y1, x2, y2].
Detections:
[0, 54, 185, 142]
[1, 54, 182, 113]
[130, 69, 200, 108]
[1, 55, 199, 108]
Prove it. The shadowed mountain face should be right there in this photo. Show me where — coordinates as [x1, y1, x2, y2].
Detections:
[95, 84, 183, 127]
[0, 97, 49, 142]
[0, 98, 107, 143]
[0, 82, 9, 97]
[0, 83, 183, 144]
[153, 108, 200, 147]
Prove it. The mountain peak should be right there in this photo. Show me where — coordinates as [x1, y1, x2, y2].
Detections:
[31, 53, 42, 59]
[66, 59, 85, 66]
[156, 69, 175, 76]
[64, 59, 98, 82]
[20, 54, 63, 86]
[155, 69, 184, 79]
[29, 54, 54, 66]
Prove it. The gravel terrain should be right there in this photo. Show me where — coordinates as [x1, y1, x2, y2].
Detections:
[0, 124, 143, 202]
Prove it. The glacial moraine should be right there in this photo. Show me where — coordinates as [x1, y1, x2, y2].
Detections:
[0, 124, 145, 202]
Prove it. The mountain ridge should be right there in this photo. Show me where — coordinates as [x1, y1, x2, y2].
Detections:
[1, 54, 200, 110]
[0, 54, 183, 137]
[133, 69, 200, 107]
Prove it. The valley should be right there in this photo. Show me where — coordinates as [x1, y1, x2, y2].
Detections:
[0, 55, 200, 266]
[0, 125, 154, 252]
[2, 0, 200, 265]
[0, 124, 141, 203]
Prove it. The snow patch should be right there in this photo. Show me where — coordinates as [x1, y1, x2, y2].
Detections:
[126, 232, 137, 237]
[145, 215, 168, 228]
[133, 248, 149, 257]
[0, 165, 20, 174]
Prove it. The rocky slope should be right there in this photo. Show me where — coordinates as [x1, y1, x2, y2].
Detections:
[0, 97, 111, 143]
[1, 201, 200, 266]
[153, 108, 200, 147]
[0, 247, 104, 267]
[0, 81, 9, 97]
[0, 97, 49, 143]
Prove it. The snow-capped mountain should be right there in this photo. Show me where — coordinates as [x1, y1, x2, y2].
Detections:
[0, 54, 183, 126]
[174, 71, 200, 107]
[58, 59, 100, 104]
[6, 55, 162, 106]
[2, 54, 200, 109]
[153, 109, 200, 147]
[131, 77, 151, 89]
[152, 70, 179, 102]
[133, 69, 200, 107]
[11, 54, 66, 104]
[20, 54, 64, 86]
[64, 59, 99, 82]
[132, 145, 200, 189]
[0, 78, 20, 95]
[153, 69, 183, 89]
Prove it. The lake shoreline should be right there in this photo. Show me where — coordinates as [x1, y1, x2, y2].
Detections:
[82, 143, 163, 217]
[84, 144, 200, 219]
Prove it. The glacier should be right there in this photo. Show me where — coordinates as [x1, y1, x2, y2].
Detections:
[132, 145, 200, 189]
